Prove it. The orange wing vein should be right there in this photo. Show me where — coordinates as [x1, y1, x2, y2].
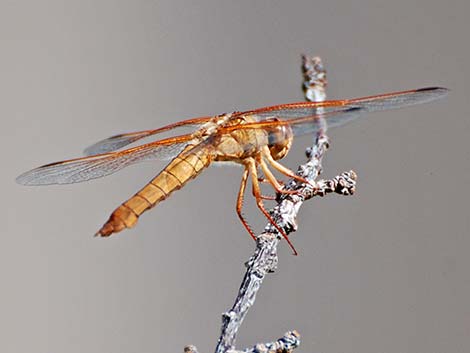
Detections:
[17, 87, 448, 186]
[219, 107, 361, 137]
[83, 116, 212, 156]
[243, 87, 448, 119]
[16, 134, 197, 186]
[221, 87, 448, 137]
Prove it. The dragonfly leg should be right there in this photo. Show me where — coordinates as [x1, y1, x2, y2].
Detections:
[259, 194, 276, 200]
[258, 177, 285, 186]
[247, 158, 298, 255]
[236, 167, 257, 241]
[264, 151, 314, 187]
[257, 172, 277, 200]
[259, 158, 301, 195]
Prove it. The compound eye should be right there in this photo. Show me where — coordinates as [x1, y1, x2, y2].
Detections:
[268, 129, 279, 146]
[267, 123, 293, 160]
[265, 118, 282, 145]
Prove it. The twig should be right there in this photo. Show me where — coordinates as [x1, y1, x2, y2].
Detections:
[186, 331, 300, 353]
[239, 330, 301, 353]
[213, 55, 357, 353]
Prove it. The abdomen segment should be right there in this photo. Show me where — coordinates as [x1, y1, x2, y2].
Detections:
[96, 145, 212, 237]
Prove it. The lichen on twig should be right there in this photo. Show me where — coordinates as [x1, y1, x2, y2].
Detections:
[186, 331, 300, 353]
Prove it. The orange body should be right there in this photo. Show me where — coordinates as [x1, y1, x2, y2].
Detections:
[16, 87, 448, 253]
[98, 144, 212, 236]
[98, 114, 292, 237]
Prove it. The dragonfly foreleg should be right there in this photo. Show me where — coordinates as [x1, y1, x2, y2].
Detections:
[256, 169, 278, 200]
[263, 147, 313, 187]
[247, 158, 298, 255]
[259, 158, 301, 196]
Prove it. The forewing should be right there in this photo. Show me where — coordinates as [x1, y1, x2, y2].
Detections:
[17, 135, 195, 186]
[219, 87, 448, 143]
[84, 116, 211, 155]
[220, 108, 363, 140]
[244, 87, 448, 120]
[334, 86, 449, 112]
[290, 107, 362, 136]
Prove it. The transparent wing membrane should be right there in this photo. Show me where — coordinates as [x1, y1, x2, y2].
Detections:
[338, 87, 449, 112]
[83, 116, 211, 156]
[290, 107, 362, 136]
[247, 87, 448, 119]
[17, 136, 194, 186]
[17, 87, 448, 186]
[219, 107, 362, 141]
[232, 87, 448, 135]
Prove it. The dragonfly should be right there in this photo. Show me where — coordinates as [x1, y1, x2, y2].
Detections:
[17, 87, 448, 254]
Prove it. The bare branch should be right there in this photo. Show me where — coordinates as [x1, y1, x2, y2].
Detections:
[186, 331, 300, 353]
[213, 55, 357, 353]
[231, 330, 301, 353]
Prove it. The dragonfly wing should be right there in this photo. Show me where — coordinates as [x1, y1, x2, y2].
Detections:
[17, 135, 196, 186]
[290, 107, 363, 136]
[84, 116, 211, 156]
[245, 87, 448, 120]
[219, 108, 363, 141]
[226, 87, 448, 140]
[288, 87, 448, 135]
[338, 86, 449, 112]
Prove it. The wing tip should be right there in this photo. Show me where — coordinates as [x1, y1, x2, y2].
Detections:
[16, 172, 35, 186]
[416, 86, 450, 97]
[416, 86, 449, 92]
[16, 173, 52, 186]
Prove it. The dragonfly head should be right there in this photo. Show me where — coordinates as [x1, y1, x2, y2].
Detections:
[266, 118, 293, 160]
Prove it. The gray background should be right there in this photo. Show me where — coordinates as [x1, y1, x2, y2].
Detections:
[1, 1, 469, 353]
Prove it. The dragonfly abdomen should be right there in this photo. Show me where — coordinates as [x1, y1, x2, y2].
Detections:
[96, 145, 213, 237]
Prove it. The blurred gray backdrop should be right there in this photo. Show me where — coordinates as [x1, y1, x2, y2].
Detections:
[2, 1, 469, 353]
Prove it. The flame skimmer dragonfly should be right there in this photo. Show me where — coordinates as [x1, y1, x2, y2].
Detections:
[17, 87, 447, 254]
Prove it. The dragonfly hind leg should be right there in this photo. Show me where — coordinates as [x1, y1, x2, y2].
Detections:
[236, 167, 257, 241]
